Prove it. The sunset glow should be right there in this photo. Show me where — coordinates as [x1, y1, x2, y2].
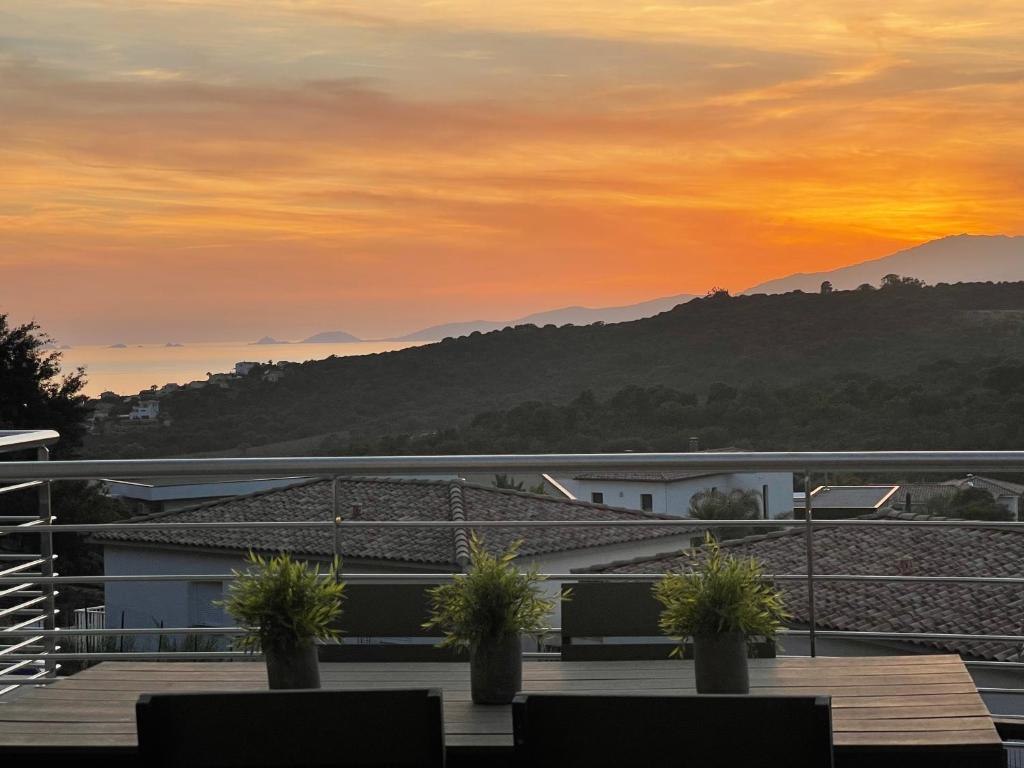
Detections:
[3, 1, 1022, 343]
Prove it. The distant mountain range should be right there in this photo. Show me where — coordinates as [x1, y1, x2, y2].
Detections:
[390, 293, 698, 341]
[302, 331, 362, 343]
[745, 234, 1023, 294]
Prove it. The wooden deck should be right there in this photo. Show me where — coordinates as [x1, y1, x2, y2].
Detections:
[0, 655, 1005, 767]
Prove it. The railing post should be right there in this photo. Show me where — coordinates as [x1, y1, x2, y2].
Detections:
[331, 477, 342, 583]
[36, 447, 57, 677]
[804, 470, 816, 658]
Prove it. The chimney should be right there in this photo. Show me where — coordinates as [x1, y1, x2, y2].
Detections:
[350, 504, 361, 519]
[688, 436, 700, 453]
[904, 491, 912, 511]
[896, 555, 914, 575]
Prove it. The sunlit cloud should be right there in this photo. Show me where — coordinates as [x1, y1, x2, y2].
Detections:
[0, 1, 1021, 342]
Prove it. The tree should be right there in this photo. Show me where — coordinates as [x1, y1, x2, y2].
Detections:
[0, 314, 89, 456]
[687, 488, 763, 541]
[928, 487, 1011, 521]
[820, 281, 834, 295]
[881, 274, 925, 290]
[0, 315, 128, 613]
[688, 489, 762, 520]
[492, 473, 525, 491]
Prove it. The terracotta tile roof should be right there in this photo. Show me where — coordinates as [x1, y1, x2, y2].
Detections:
[944, 475, 1024, 497]
[586, 510, 1024, 661]
[890, 483, 957, 509]
[93, 477, 692, 569]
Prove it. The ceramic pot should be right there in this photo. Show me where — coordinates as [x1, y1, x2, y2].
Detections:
[693, 632, 749, 694]
[265, 641, 320, 690]
[470, 635, 522, 704]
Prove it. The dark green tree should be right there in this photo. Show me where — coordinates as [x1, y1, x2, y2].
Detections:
[0, 314, 89, 456]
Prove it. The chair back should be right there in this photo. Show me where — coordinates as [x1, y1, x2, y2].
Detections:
[136, 688, 445, 768]
[512, 693, 833, 768]
[561, 581, 775, 660]
[319, 583, 460, 662]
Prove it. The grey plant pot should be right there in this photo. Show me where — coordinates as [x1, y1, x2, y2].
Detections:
[265, 641, 321, 690]
[470, 635, 522, 704]
[693, 631, 749, 694]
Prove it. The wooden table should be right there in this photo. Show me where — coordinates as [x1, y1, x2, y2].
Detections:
[0, 655, 1004, 767]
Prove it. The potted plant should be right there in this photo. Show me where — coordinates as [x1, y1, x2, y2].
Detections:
[424, 533, 562, 704]
[220, 551, 345, 690]
[653, 533, 787, 694]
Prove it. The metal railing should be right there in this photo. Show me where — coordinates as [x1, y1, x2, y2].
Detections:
[0, 430, 60, 694]
[1, 436, 1024, 701]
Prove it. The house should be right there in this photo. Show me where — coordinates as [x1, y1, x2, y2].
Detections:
[546, 469, 794, 518]
[128, 400, 160, 421]
[892, 476, 1023, 520]
[799, 485, 899, 519]
[92, 477, 697, 649]
[234, 361, 259, 376]
[587, 509, 1024, 712]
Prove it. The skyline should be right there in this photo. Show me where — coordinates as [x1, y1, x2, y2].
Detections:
[3, 1, 1023, 344]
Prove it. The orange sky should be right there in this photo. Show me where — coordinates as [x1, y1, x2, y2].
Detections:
[2, 1, 1022, 343]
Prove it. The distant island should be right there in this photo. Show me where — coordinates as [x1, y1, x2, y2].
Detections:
[301, 331, 362, 343]
[109, 343, 127, 349]
[251, 336, 288, 345]
[165, 342, 184, 347]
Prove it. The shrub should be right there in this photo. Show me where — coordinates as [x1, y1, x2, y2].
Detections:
[219, 552, 345, 655]
[654, 534, 788, 651]
[424, 534, 561, 650]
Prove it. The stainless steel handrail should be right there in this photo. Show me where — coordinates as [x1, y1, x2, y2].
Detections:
[2, 450, 1024, 480]
[1, 442, 1024, 707]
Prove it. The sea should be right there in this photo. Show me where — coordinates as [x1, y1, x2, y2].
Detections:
[57, 340, 430, 398]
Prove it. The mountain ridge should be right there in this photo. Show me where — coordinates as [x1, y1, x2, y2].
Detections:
[390, 292, 697, 341]
[745, 234, 1023, 294]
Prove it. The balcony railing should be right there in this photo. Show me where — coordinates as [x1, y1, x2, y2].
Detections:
[2, 431, 1024, 747]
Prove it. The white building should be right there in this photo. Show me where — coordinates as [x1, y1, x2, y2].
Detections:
[234, 361, 259, 376]
[92, 477, 698, 649]
[546, 470, 794, 519]
[128, 400, 160, 421]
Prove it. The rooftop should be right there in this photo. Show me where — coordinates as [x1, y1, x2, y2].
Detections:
[588, 509, 1024, 661]
[808, 485, 899, 509]
[93, 476, 691, 568]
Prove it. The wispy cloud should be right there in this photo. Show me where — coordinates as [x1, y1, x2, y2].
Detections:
[1, 1, 1022, 341]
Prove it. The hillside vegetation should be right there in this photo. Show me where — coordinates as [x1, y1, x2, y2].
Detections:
[85, 281, 1024, 457]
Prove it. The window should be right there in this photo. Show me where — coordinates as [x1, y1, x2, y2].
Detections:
[591, 492, 604, 504]
[640, 493, 653, 512]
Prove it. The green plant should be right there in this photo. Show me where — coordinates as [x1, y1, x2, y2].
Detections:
[654, 534, 788, 653]
[219, 552, 345, 655]
[424, 533, 562, 650]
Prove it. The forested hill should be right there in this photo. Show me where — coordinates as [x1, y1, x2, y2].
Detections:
[87, 281, 1024, 457]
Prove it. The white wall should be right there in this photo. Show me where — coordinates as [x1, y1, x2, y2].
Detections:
[556, 472, 794, 519]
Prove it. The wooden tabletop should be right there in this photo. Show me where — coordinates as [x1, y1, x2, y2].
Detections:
[0, 655, 1003, 763]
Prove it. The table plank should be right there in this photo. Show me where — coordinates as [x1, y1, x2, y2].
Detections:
[0, 655, 1001, 758]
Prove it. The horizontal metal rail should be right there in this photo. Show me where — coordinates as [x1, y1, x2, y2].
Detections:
[3, 450, 1024, 481]
[0, 481, 44, 496]
[0, 430, 60, 454]
[0, 595, 47, 619]
[13, 517, 1024, 535]
[5, 571, 1024, 586]
[0, 559, 47, 578]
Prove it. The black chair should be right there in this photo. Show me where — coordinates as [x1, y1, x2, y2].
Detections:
[561, 581, 775, 660]
[318, 584, 460, 662]
[513, 693, 833, 768]
[136, 688, 445, 768]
